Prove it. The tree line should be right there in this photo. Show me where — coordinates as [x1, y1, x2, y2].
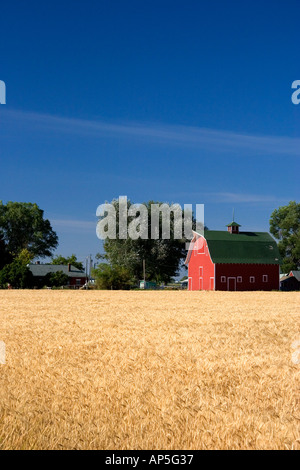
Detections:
[0, 202, 58, 288]
[0, 199, 299, 289]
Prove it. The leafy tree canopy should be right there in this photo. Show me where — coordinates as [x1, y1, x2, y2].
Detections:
[270, 201, 300, 273]
[92, 263, 131, 290]
[0, 233, 12, 270]
[0, 257, 34, 289]
[97, 198, 201, 284]
[44, 271, 69, 288]
[0, 201, 58, 259]
[51, 254, 84, 271]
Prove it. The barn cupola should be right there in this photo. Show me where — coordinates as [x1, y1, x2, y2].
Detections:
[226, 221, 241, 234]
[226, 210, 241, 234]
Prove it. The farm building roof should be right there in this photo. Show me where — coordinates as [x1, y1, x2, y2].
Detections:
[29, 264, 86, 278]
[289, 271, 300, 281]
[186, 230, 281, 265]
[205, 231, 281, 264]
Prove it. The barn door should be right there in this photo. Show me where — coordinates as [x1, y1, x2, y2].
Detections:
[199, 278, 203, 290]
[227, 277, 236, 291]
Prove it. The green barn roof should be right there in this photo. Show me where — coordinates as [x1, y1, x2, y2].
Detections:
[226, 222, 241, 227]
[204, 230, 281, 265]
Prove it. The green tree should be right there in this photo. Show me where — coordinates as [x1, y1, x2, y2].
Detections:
[17, 248, 35, 265]
[51, 254, 84, 271]
[0, 257, 34, 289]
[44, 271, 69, 288]
[270, 201, 300, 273]
[0, 233, 12, 270]
[92, 263, 132, 290]
[97, 198, 199, 284]
[0, 201, 58, 258]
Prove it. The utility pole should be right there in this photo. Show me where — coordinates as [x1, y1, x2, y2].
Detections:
[89, 255, 92, 281]
[85, 255, 92, 289]
[143, 259, 146, 282]
[85, 256, 88, 289]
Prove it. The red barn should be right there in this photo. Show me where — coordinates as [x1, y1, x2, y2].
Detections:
[185, 221, 281, 291]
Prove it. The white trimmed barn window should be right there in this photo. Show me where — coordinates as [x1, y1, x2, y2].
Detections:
[237, 276, 242, 283]
[263, 275, 268, 282]
[221, 276, 226, 283]
[250, 276, 255, 283]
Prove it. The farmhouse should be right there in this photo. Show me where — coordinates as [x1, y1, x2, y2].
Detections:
[29, 263, 87, 288]
[185, 221, 281, 291]
[280, 271, 300, 291]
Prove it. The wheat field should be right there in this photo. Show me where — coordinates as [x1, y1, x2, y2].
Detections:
[0, 290, 299, 450]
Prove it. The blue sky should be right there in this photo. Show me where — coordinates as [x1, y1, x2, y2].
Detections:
[0, 0, 299, 268]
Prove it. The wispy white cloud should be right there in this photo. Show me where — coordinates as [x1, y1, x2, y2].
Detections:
[51, 218, 96, 232]
[168, 190, 287, 204]
[2, 108, 300, 156]
[49, 192, 286, 235]
[206, 192, 281, 203]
